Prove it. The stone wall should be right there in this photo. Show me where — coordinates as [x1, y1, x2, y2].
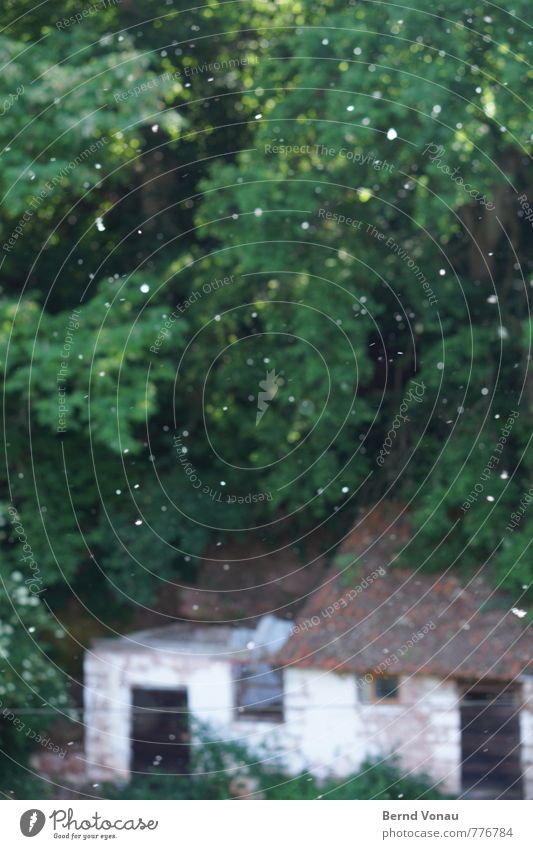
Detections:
[519, 676, 533, 799]
[83, 647, 284, 782]
[283, 669, 462, 793]
[86, 648, 533, 798]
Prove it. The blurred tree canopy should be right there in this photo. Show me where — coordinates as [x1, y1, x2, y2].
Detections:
[0, 2, 532, 774]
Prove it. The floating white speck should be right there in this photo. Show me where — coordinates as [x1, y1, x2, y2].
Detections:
[481, 387, 489, 395]
[439, 268, 446, 276]
[341, 486, 349, 493]
[386, 128, 397, 140]
[254, 208, 263, 217]
[511, 608, 527, 618]
[95, 217, 105, 232]
[134, 519, 142, 526]
[486, 495, 495, 502]
[487, 294, 498, 303]
[347, 105, 354, 112]
[140, 283, 150, 293]
[151, 124, 159, 132]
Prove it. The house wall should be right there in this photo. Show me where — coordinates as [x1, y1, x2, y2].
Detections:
[87, 651, 533, 798]
[519, 677, 533, 799]
[283, 668, 462, 794]
[83, 648, 284, 782]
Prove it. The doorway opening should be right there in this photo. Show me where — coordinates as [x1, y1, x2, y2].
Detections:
[130, 687, 190, 774]
[460, 681, 522, 799]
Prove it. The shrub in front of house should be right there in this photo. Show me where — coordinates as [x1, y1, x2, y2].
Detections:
[97, 735, 450, 801]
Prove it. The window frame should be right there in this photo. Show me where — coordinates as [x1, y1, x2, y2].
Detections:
[359, 674, 401, 705]
[233, 661, 284, 723]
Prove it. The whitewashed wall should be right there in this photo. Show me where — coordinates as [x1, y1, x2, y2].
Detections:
[83, 647, 283, 782]
[519, 677, 533, 800]
[282, 668, 462, 794]
[85, 648, 530, 798]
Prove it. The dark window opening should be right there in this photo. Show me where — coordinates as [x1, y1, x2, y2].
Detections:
[130, 687, 190, 774]
[375, 675, 399, 700]
[234, 663, 283, 722]
[359, 675, 400, 703]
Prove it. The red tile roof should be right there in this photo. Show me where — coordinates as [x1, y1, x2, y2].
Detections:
[277, 504, 531, 681]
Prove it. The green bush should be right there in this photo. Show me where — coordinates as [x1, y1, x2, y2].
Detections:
[97, 733, 449, 801]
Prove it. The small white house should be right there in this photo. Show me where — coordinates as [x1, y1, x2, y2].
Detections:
[84, 509, 533, 799]
[83, 615, 293, 782]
